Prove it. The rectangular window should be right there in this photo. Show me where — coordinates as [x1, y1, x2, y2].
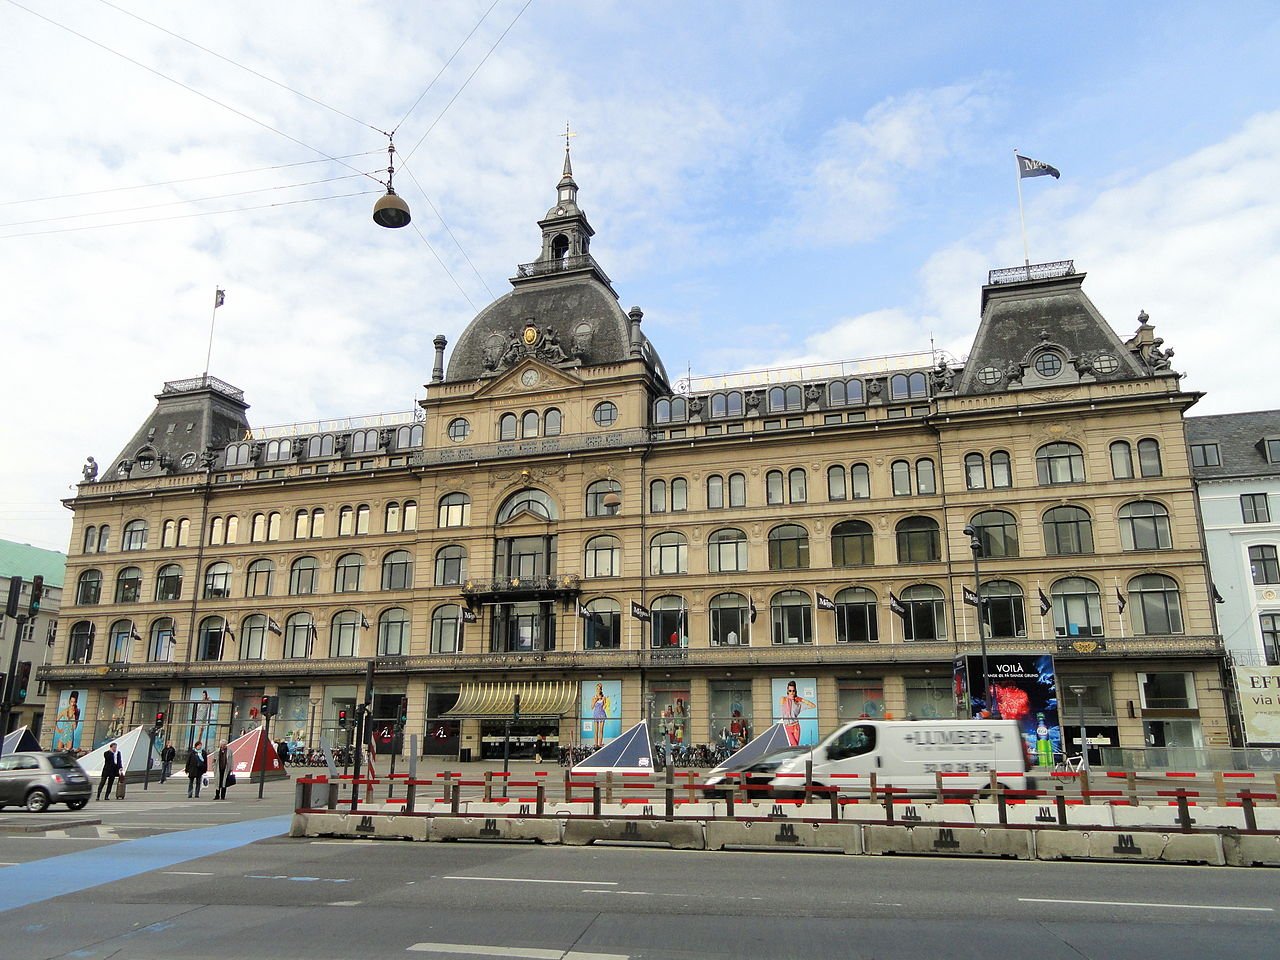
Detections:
[1189, 443, 1220, 468]
[1242, 493, 1271, 524]
[1261, 613, 1280, 666]
[786, 417, 805, 429]
[704, 425, 723, 436]
[726, 423, 745, 434]
[837, 680, 885, 721]
[763, 419, 782, 431]
[887, 407, 907, 419]
[824, 414, 843, 425]
[1139, 672, 1196, 710]
[846, 411, 866, 423]
[1250, 545, 1280, 584]
[904, 677, 952, 720]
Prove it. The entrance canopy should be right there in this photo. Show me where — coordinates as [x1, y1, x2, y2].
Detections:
[442, 680, 576, 719]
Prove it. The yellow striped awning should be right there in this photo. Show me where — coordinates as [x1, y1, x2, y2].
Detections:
[441, 680, 578, 719]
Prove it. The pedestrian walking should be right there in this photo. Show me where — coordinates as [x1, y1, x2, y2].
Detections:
[97, 741, 122, 800]
[186, 741, 208, 798]
[276, 739, 290, 765]
[213, 739, 234, 800]
[160, 743, 176, 782]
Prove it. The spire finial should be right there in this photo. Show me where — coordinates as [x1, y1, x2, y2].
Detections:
[562, 122, 577, 176]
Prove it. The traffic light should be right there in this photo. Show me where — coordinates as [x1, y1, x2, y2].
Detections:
[261, 695, 270, 716]
[397, 696, 408, 730]
[338, 709, 348, 730]
[27, 575, 43, 617]
[512, 693, 521, 720]
[154, 710, 166, 729]
[4, 575, 21, 618]
[260, 694, 279, 718]
[14, 661, 32, 703]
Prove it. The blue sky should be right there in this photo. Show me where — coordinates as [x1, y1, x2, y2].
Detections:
[2, 0, 1279, 550]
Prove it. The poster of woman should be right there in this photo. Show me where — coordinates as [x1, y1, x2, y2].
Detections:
[772, 677, 819, 747]
[579, 680, 621, 743]
[51, 689, 86, 752]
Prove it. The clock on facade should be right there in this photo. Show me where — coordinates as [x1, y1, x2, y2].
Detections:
[520, 369, 540, 387]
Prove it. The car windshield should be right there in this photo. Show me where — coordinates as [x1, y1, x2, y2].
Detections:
[47, 754, 77, 769]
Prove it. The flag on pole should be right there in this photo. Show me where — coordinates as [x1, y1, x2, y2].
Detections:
[1038, 587, 1052, 617]
[267, 616, 283, 636]
[749, 597, 758, 623]
[576, 599, 593, 620]
[128, 620, 143, 642]
[816, 592, 836, 612]
[1016, 154, 1060, 179]
[214, 288, 226, 308]
[307, 620, 318, 656]
[962, 586, 981, 607]
[1212, 584, 1225, 604]
[360, 613, 370, 630]
[630, 600, 651, 622]
[461, 607, 477, 624]
[888, 592, 907, 620]
[1115, 588, 1127, 614]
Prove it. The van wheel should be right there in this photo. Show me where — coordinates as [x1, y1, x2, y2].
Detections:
[25, 789, 51, 813]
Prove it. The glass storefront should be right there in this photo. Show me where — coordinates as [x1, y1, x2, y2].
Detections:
[650, 681, 690, 746]
[837, 679, 885, 721]
[708, 681, 752, 749]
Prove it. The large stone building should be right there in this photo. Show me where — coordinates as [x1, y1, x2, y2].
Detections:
[42, 151, 1228, 766]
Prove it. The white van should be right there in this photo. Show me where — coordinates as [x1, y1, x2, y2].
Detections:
[767, 719, 1029, 797]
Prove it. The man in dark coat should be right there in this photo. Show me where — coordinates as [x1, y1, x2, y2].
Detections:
[185, 741, 208, 798]
[97, 741, 122, 800]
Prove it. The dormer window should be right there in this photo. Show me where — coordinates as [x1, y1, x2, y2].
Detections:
[1264, 437, 1280, 463]
[1033, 351, 1064, 378]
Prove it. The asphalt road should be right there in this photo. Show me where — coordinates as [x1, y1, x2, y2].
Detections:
[1, 774, 1277, 960]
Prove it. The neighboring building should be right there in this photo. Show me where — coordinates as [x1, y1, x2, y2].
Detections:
[1, 539, 66, 739]
[42, 150, 1228, 766]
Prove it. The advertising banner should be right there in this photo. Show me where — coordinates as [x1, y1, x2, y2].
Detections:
[580, 680, 622, 743]
[772, 676, 819, 747]
[51, 688, 87, 752]
[963, 654, 1060, 767]
[1236, 667, 1280, 745]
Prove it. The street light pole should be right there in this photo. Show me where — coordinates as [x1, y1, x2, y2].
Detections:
[963, 525, 997, 719]
[1071, 684, 1089, 772]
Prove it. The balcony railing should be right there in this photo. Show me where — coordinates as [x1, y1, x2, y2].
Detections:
[514, 254, 611, 284]
[161, 375, 245, 401]
[987, 260, 1075, 285]
[460, 575, 582, 602]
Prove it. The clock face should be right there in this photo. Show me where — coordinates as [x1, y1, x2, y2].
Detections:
[521, 369, 540, 387]
[522, 325, 539, 346]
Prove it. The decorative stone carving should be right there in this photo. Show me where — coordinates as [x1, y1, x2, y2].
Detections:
[571, 322, 593, 359]
[82, 456, 98, 482]
[930, 360, 955, 393]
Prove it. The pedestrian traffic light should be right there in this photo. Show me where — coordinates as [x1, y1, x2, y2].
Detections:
[338, 709, 348, 730]
[28, 575, 44, 617]
[155, 710, 165, 729]
[15, 661, 32, 703]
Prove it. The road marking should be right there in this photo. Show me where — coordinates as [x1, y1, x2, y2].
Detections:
[329, 900, 363, 907]
[245, 874, 351, 883]
[311, 839, 376, 845]
[441, 876, 617, 886]
[582, 890, 650, 896]
[1019, 898, 1274, 913]
[407, 944, 628, 960]
[162, 871, 214, 876]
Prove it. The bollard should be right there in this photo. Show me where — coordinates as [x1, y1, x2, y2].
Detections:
[563, 769, 572, 804]
[450, 779, 461, 815]
[725, 779, 736, 818]
[536, 782, 545, 816]
[1175, 788, 1194, 833]
[1078, 771, 1091, 806]
[995, 780, 1007, 826]
[484, 771, 493, 802]
[605, 770, 615, 805]
[1055, 780, 1068, 827]
[665, 764, 675, 821]
[805, 759, 813, 803]
[1241, 789, 1258, 833]
[883, 785, 895, 823]
[1214, 772, 1227, 808]
[1126, 771, 1138, 806]
[406, 779, 417, 815]
[868, 772, 877, 804]
[406, 741, 418, 814]
[829, 784, 840, 822]
[592, 785, 602, 818]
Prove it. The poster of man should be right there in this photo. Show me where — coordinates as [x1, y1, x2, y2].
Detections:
[51, 689, 86, 752]
[579, 680, 621, 743]
[772, 677, 819, 746]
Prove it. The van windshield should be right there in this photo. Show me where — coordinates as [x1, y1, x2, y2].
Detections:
[826, 724, 876, 761]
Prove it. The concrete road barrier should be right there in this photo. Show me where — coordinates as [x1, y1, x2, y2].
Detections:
[863, 824, 1032, 859]
[292, 810, 427, 841]
[1111, 805, 1185, 829]
[706, 819, 860, 853]
[562, 817, 704, 849]
[975, 803, 1114, 828]
[1224, 834, 1280, 867]
[430, 816, 560, 843]
[1035, 829, 1224, 866]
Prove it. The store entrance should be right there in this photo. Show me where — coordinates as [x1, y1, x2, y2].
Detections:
[479, 718, 560, 760]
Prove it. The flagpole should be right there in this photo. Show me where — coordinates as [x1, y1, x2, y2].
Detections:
[1014, 149, 1030, 269]
[1114, 577, 1127, 639]
[222, 615, 230, 662]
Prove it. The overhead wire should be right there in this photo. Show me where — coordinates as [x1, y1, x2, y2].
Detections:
[410, 221, 477, 312]
[398, 158, 496, 300]
[391, 0, 502, 136]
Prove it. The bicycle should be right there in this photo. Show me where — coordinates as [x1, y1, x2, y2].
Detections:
[1052, 753, 1085, 773]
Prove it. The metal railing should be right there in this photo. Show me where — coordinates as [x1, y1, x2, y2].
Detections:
[987, 260, 1075, 285]
[515, 254, 611, 283]
[161, 375, 245, 401]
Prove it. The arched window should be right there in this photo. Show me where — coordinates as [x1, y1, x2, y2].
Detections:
[499, 413, 517, 441]
[265, 511, 281, 541]
[707, 474, 725, 509]
[828, 380, 846, 406]
[770, 590, 813, 645]
[434, 545, 467, 585]
[355, 504, 370, 534]
[284, 613, 313, 658]
[339, 505, 354, 536]
[1110, 440, 1134, 480]
[310, 508, 325, 537]
[1051, 577, 1103, 637]
[654, 398, 672, 423]
[122, 519, 147, 551]
[908, 372, 927, 397]
[708, 593, 749, 646]
[334, 553, 364, 592]
[710, 391, 744, 418]
[788, 468, 807, 503]
[431, 604, 463, 654]
[901, 584, 946, 640]
[583, 598, 621, 649]
[1037, 442, 1086, 484]
[766, 470, 784, 505]
[382, 550, 413, 590]
[650, 595, 687, 648]
[827, 465, 847, 501]
[155, 563, 182, 601]
[76, 569, 102, 605]
[379, 608, 411, 656]
[1129, 574, 1183, 635]
[396, 423, 424, 448]
[83, 524, 99, 554]
[522, 410, 540, 438]
[147, 617, 176, 662]
[831, 520, 874, 567]
[221, 517, 237, 543]
[965, 453, 986, 490]
[115, 567, 142, 603]
[586, 480, 621, 517]
[1137, 438, 1163, 478]
[307, 435, 335, 458]
[990, 451, 1012, 488]
[240, 614, 267, 660]
[246, 558, 274, 597]
[728, 472, 747, 507]
[330, 611, 361, 658]
[497, 489, 558, 523]
[650, 479, 667, 513]
[350, 429, 380, 454]
[970, 510, 1019, 558]
[544, 409, 562, 436]
[768, 524, 809, 570]
[162, 519, 177, 548]
[896, 516, 940, 563]
[289, 556, 319, 595]
[294, 509, 310, 539]
[225, 442, 252, 467]
[915, 458, 936, 495]
[890, 374, 910, 400]
[251, 513, 267, 543]
[385, 501, 401, 533]
[834, 587, 878, 643]
[403, 500, 418, 531]
[671, 478, 688, 512]
[1043, 506, 1094, 555]
[1119, 501, 1173, 551]
[265, 439, 290, 463]
[891, 460, 911, 496]
[68, 621, 95, 663]
[438, 492, 471, 527]
[981, 580, 1026, 638]
[584, 535, 621, 578]
[203, 561, 231, 599]
[850, 463, 870, 499]
[105, 619, 133, 664]
[649, 532, 688, 575]
[708, 528, 748, 573]
[196, 615, 229, 661]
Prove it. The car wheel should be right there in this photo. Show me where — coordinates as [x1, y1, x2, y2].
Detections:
[66, 799, 88, 810]
[25, 789, 51, 813]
